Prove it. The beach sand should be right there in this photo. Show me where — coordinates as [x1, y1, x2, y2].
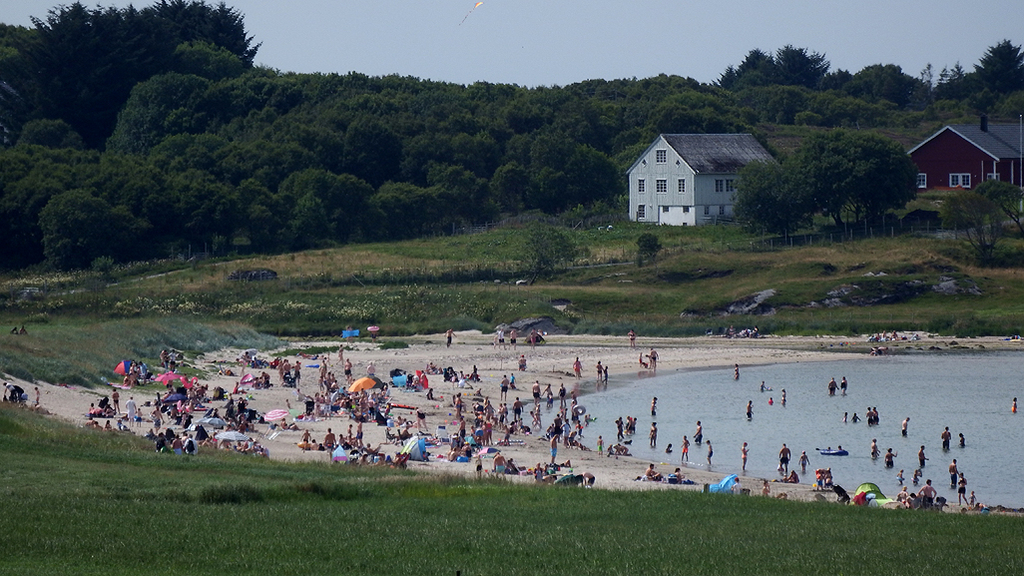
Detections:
[8, 331, 1009, 506]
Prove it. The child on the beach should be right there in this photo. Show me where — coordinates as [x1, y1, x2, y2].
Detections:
[896, 469, 904, 485]
[912, 469, 921, 485]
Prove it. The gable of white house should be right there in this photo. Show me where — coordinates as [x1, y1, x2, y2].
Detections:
[628, 137, 697, 225]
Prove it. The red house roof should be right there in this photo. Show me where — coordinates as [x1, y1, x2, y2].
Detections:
[909, 123, 1022, 160]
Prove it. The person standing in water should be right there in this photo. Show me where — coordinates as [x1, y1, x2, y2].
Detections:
[693, 421, 703, 444]
[706, 441, 714, 467]
[745, 400, 753, 420]
[741, 442, 749, 471]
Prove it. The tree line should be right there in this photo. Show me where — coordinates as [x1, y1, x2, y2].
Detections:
[1, 1, 1023, 270]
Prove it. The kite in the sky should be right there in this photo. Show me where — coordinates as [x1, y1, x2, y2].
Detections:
[460, 2, 484, 25]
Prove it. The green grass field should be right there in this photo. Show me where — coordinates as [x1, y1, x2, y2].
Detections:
[0, 404, 1020, 576]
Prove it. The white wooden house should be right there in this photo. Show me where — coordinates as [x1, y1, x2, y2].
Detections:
[627, 134, 774, 225]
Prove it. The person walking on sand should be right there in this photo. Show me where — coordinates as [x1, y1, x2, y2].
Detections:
[648, 349, 658, 370]
[628, 329, 636, 348]
[445, 328, 455, 348]
[549, 434, 558, 464]
[573, 357, 582, 380]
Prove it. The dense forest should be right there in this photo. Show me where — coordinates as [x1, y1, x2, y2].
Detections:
[1, 1, 1023, 270]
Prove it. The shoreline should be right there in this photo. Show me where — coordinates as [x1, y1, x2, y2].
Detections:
[7, 331, 1020, 511]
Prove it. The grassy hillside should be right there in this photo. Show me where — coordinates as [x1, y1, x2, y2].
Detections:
[3, 223, 1024, 365]
[1, 403, 1021, 576]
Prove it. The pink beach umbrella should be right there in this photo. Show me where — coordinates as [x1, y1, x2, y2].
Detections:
[264, 409, 289, 422]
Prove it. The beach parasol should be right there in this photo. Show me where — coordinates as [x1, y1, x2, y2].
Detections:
[155, 372, 186, 385]
[332, 446, 348, 462]
[264, 409, 289, 421]
[162, 392, 188, 404]
[215, 431, 251, 442]
[197, 416, 227, 428]
[113, 361, 131, 376]
[476, 447, 500, 457]
[348, 376, 384, 393]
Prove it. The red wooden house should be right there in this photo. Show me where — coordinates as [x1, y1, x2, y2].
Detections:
[908, 116, 1023, 191]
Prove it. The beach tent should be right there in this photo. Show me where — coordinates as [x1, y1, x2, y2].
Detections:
[348, 376, 384, 393]
[708, 474, 739, 494]
[400, 437, 428, 462]
[854, 482, 893, 506]
[555, 474, 584, 486]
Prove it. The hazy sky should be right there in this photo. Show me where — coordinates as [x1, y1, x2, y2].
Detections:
[3, 1, 1021, 87]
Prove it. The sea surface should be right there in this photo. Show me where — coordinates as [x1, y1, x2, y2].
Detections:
[574, 351, 1024, 507]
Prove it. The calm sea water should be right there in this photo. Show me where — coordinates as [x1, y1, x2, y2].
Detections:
[575, 351, 1024, 507]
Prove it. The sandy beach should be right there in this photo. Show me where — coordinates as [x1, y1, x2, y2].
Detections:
[8, 330, 1011, 505]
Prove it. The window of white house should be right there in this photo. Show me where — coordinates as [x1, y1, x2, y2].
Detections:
[683, 206, 690, 213]
[949, 173, 971, 188]
[637, 205, 646, 219]
[662, 206, 669, 213]
[704, 205, 710, 215]
[656, 179, 667, 194]
[725, 180, 736, 192]
[637, 179, 645, 194]
[678, 179, 685, 193]
[656, 149, 667, 163]
[916, 173, 927, 189]
[715, 179, 725, 193]
[719, 205, 726, 215]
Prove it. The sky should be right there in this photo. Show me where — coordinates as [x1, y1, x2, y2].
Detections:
[2, 0, 1022, 87]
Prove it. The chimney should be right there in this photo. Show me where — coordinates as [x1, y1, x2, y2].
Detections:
[980, 114, 988, 132]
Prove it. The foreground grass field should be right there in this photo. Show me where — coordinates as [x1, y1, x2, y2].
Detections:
[1, 404, 1019, 576]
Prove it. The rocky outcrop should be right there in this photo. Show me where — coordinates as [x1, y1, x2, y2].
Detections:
[227, 269, 278, 282]
[495, 316, 567, 335]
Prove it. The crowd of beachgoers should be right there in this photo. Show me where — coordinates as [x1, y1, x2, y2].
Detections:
[4, 330, 1021, 513]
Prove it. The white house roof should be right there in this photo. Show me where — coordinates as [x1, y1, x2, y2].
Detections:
[628, 134, 774, 174]
[908, 124, 1022, 160]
